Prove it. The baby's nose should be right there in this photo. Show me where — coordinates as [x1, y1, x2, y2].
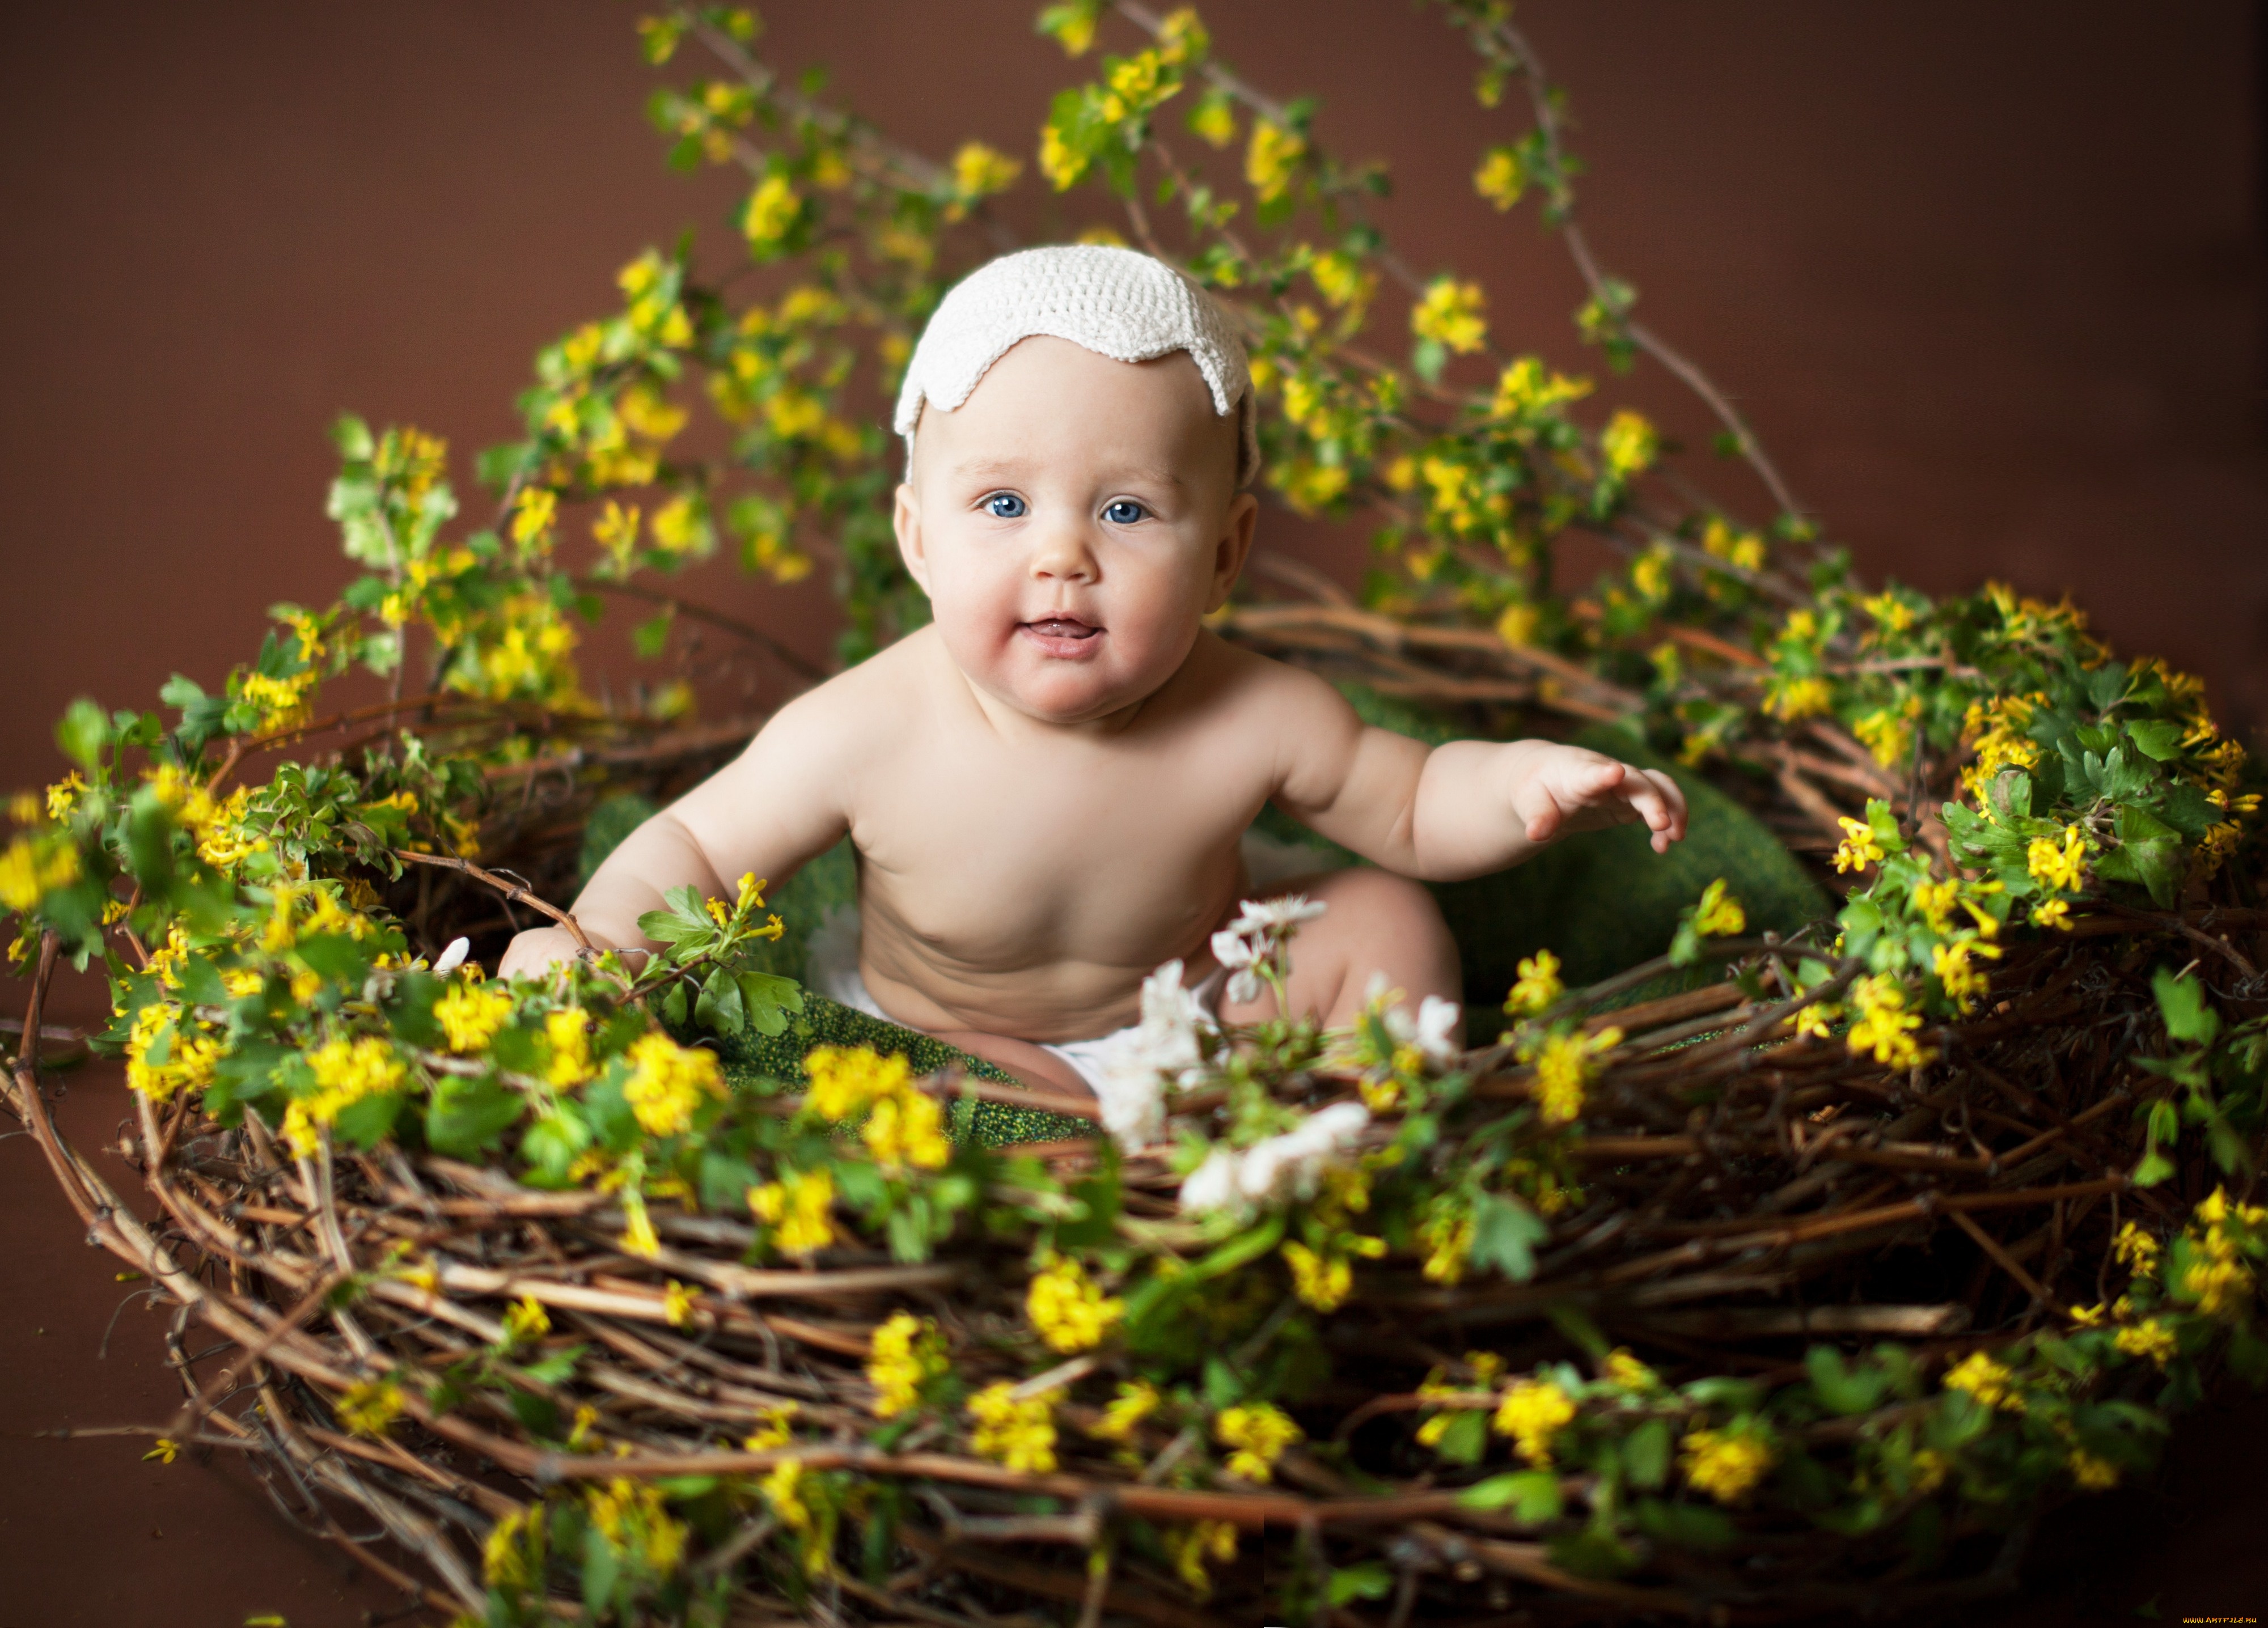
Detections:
[1028, 523, 1099, 581]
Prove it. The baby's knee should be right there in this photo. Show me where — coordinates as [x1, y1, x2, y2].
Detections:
[1321, 867, 1452, 943]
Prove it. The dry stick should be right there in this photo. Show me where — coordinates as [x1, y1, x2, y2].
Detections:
[1948, 1206, 2055, 1311]
[391, 850, 592, 953]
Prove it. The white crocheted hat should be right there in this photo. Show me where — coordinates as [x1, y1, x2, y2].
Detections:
[894, 244, 1257, 487]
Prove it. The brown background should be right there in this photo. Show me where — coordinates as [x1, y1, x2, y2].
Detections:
[2, 2, 2264, 1621]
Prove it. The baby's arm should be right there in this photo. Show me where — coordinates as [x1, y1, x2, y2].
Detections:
[497, 686, 858, 978]
[1262, 666, 1687, 882]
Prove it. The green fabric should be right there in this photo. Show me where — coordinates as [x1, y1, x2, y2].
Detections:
[586, 681, 1826, 1140]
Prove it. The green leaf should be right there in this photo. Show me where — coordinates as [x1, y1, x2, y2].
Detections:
[737, 971, 803, 1037]
[1188, 1212, 1285, 1281]
[1469, 1190, 1546, 1281]
[56, 697, 108, 770]
[2152, 968, 2222, 1045]
[1546, 1529, 1637, 1579]
[1327, 1563, 1394, 1606]
[1631, 1497, 1735, 1553]
[1433, 1408, 1487, 1466]
[2133, 1147, 2177, 1187]
[2113, 804, 2185, 908]
[1805, 1345, 1888, 1415]
[426, 1075, 526, 1158]
[2126, 719, 2184, 761]
[1622, 1417, 1671, 1489]
[632, 608, 675, 659]
[1459, 1469, 1562, 1521]
[695, 965, 746, 1034]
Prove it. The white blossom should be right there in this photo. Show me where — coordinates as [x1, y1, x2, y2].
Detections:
[1383, 993, 1463, 1067]
[1090, 959, 1216, 1149]
[432, 936, 470, 974]
[1177, 1147, 1241, 1214]
[1209, 929, 1266, 1006]
[1178, 1101, 1372, 1215]
[1228, 893, 1328, 938]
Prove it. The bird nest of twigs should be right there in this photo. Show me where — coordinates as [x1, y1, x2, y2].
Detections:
[7, 609, 2266, 1628]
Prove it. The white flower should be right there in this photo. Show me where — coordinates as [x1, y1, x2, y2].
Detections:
[1178, 1147, 1241, 1214]
[1177, 1103, 1373, 1216]
[1090, 960, 1216, 1149]
[1229, 893, 1328, 938]
[1209, 929, 1265, 1006]
[432, 936, 469, 974]
[1383, 993, 1462, 1067]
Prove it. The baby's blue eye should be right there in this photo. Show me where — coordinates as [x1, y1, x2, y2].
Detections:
[1103, 499, 1146, 524]
[984, 492, 1026, 519]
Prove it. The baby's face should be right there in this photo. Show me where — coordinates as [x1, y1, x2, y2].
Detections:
[895, 336, 1256, 727]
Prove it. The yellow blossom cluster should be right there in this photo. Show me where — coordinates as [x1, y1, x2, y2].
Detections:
[1690, 877, 1745, 938]
[967, 1382, 1058, 1473]
[1845, 974, 1933, 1070]
[1245, 119, 1305, 202]
[2025, 824, 2089, 894]
[621, 1031, 725, 1138]
[1520, 1024, 1622, 1125]
[586, 1476, 688, 1576]
[866, 1311, 949, 1419]
[1411, 278, 1488, 355]
[1091, 1379, 1161, 1443]
[435, 979, 513, 1053]
[0, 833, 80, 913]
[1942, 1350, 2025, 1413]
[1419, 1207, 1474, 1284]
[1598, 409, 1658, 481]
[1491, 1377, 1577, 1466]
[758, 1459, 834, 1576]
[124, 1002, 221, 1103]
[1832, 816, 1886, 876]
[1504, 949, 1564, 1018]
[1216, 1401, 1301, 1482]
[1959, 693, 2043, 804]
[281, 1035, 408, 1157]
[2179, 1186, 2266, 1320]
[1162, 1519, 1238, 1599]
[1679, 1424, 1775, 1503]
[1412, 1351, 1503, 1449]
[1025, 1251, 1124, 1353]
[802, 1045, 951, 1173]
[748, 1166, 836, 1256]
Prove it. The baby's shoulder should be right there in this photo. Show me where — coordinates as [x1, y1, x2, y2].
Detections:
[1170, 633, 1358, 748]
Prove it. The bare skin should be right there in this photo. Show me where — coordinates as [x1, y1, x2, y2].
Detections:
[500, 336, 1688, 1096]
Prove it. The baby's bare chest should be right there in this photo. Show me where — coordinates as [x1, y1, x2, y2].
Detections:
[847, 724, 1274, 964]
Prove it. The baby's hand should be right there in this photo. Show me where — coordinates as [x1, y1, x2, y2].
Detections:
[497, 925, 594, 981]
[1510, 743, 1688, 854]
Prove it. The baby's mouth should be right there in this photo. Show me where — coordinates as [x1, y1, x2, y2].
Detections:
[1021, 617, 1101, 641]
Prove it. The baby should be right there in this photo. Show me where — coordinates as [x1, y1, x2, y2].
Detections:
[500, 245, 1687, 1098]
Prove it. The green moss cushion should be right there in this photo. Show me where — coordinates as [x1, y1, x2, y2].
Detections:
[595, 682, 1826, 1141]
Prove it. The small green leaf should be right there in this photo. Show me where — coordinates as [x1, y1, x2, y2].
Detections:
[2152, 968, 2222, 1045]
[1327, 1563, 1394, 1606]
[1459, 1469, 1562, 1521]
[56, 697, 108, 770]
[1622, 1417, 1671, 1489]
[1469, 1191, 1546, 1281]
[2126, 719, 2184, 762]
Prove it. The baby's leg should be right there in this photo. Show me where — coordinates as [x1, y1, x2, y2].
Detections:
[1217, 867, 1464, 1043]
[928, 1029, 1097, 1099]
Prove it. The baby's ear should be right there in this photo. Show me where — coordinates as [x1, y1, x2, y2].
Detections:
[1202, 491, 1261, 613]
[892, 480, 930, 591]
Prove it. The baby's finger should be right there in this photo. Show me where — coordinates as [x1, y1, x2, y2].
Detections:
[1647, 770, 1690, 841]
[1514, 778, 1564, 843]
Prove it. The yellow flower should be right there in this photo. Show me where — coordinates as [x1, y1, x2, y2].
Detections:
[1216, 1401, 1301, 1482]
[2026, 824, 2089, 893]
[1188, 93, 1236, 149]
[1846, 974, 1933, 1070]
[1852, 706, 1914, 769]
[1026, 1252, 1124, 1353]
[1504, 949, 1563, 1018]
[1690, 879, 1745, 938]
[1493, 357, 1592, 423]
[967, 1382, 1057, 1474]
[1411, 277, 1487, 355]
[1039, 119, 1088, 190]
[1162, 1519, 1237, 1599]
[543, 1008, 592, 1086]
[279, 1035, 408, 1155]
[748, 1167, 836, 1256]
[858, 1084, 953, 1174]
[743, 173, 801, 248]
[1524, 1026, 1621, 1126]
[1492, 1378, 1577, 1466]
[804, 1044, 908, 1120]
[2112, 1220, 2161, 1274]
[434, 980, 513, 1054]
[1245, 119, 1305, 202]
[337, 1377, 405, 1437]
[1931, 936, 2002, 1015]
[866, 1311, 948, 1419]
[1861, 591, 1916, 635]
[743, 1401, 798, 1451]
[1602, 1347, 1658, 1390]
[1942, 1351, 2024, 1413]
[1474, 145, 1526, 209]
[1090, 1379, 1160, 1442]
[1679, 1425, 1775, 1504]
[1702, 516, 1766, 571]
[2114, 1319, 2178, 1368]
[2067, 1448, 2119, 1490]
[1763, 674, 1834, 723]
[950, 141, 1020, 204]
[586, 1475, 688, 1575]
[142, 1437, 180, 1465]
[1833, 815, 1886, 875]
[621, 1031, 724, 1138]
[502, 1295, 550, 1345]
[1420, 1209, 1474, 1284]
[662, 1279, 696, 1328]
[2030, 897, 2073, 931]
[1599, 410, 1657, 480]
[758, 1459, 833, 1575]
[619, 1194, 662, 1260]
[1495, 601, 1540, 650]
[0, 836, 79, 912]
[509, 486, 557, 548]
